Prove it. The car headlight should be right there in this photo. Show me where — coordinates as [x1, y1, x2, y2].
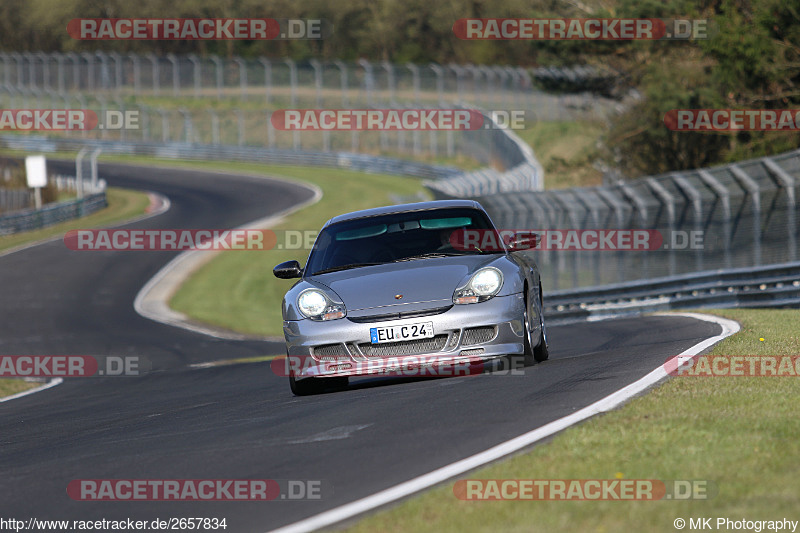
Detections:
[453, 267, 504, 304]
[297, 289, 346, 320]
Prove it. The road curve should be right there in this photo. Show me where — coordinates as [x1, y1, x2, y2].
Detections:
[0, 161, 723, 532]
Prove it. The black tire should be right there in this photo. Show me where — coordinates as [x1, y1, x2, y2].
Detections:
[533, 285, 549, 362]
[521, 288, 549, 365]
[289, 374, 348, 396]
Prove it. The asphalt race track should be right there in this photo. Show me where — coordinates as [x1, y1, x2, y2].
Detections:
[0, 161, 723, 532]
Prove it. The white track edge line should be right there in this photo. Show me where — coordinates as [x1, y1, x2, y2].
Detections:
[0, 378, 64, 403]
[267, 312, 740, 533]
[133, 180, 322, 341]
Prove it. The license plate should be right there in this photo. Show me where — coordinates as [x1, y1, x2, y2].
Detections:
[370, 322, 434, 344]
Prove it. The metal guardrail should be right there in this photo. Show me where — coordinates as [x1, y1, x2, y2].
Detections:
[476, 149, 800, 291]
[0, 134, 465, 180]
[544, 261, 800, 324]
[0, 191, 107, 235]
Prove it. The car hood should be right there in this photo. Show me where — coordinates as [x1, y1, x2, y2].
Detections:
[311, 255, 499, 314]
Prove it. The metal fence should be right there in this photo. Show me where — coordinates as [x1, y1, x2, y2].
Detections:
[0, 187, 33, 213]
[477, 150, 800, 291]
[0, 191, 107, 235]
[0, 51, 620, 191]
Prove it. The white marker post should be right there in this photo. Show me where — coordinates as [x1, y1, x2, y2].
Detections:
[25, 155, 47, 210]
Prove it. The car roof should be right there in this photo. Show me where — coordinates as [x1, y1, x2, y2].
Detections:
[323, 199, 486, 226]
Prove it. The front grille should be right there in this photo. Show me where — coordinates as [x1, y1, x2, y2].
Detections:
[358, 335, 448, 357]
[460, 348, 485, 356]
[462, 326, 497, 346]
[312, 343, 349, 361]
[347, 305, 452, 323]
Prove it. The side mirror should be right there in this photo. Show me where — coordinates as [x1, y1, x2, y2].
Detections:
[506, 231, 539, 251]
[273, 260, 303, 279]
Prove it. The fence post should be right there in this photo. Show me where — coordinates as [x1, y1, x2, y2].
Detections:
[75, 148, 89, 199]
[401, 63, 418, 108]
[333, 60, 348, 106]
[90, 148, 102, 190]
[259, 58, 272, 103]
[358, 59, 373, 107]
[188, 54, 201, 98]
[309, 59, 323, 108]
[81, 52, 95, 92]
[382, 61, 395, 106]
[167, 54, 179, 97]
[210, 55, 223, 99]
[234, 56, 247, 100]
[429, 63, 444, 106]
[146, 54, 159, 95]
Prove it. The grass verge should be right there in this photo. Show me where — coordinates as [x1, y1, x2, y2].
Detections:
[165, 161, 430, 337]
[0, 379, 47, 399]
[343, 308, 799, 533]
[518, 120, 606, 189]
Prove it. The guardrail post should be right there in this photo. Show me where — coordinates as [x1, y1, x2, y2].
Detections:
[729, 165, 762, 266]
[698, 169, 733, 269]
[762, 157, 797, 262]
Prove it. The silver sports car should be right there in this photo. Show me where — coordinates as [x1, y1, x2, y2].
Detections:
[273, 199, 549, 395]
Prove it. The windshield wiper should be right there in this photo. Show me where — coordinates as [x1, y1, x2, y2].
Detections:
[392, 252, 466, 262]
[311, 263, 382, 275]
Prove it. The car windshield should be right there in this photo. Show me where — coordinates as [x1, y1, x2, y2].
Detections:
[306, 207, 501, 276]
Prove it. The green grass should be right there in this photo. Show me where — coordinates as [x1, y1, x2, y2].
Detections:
[344, 308, 800, 533]
[517, 120, 606, 189]
[165, 160, 431, 336]
[0, 379, 45, 398]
